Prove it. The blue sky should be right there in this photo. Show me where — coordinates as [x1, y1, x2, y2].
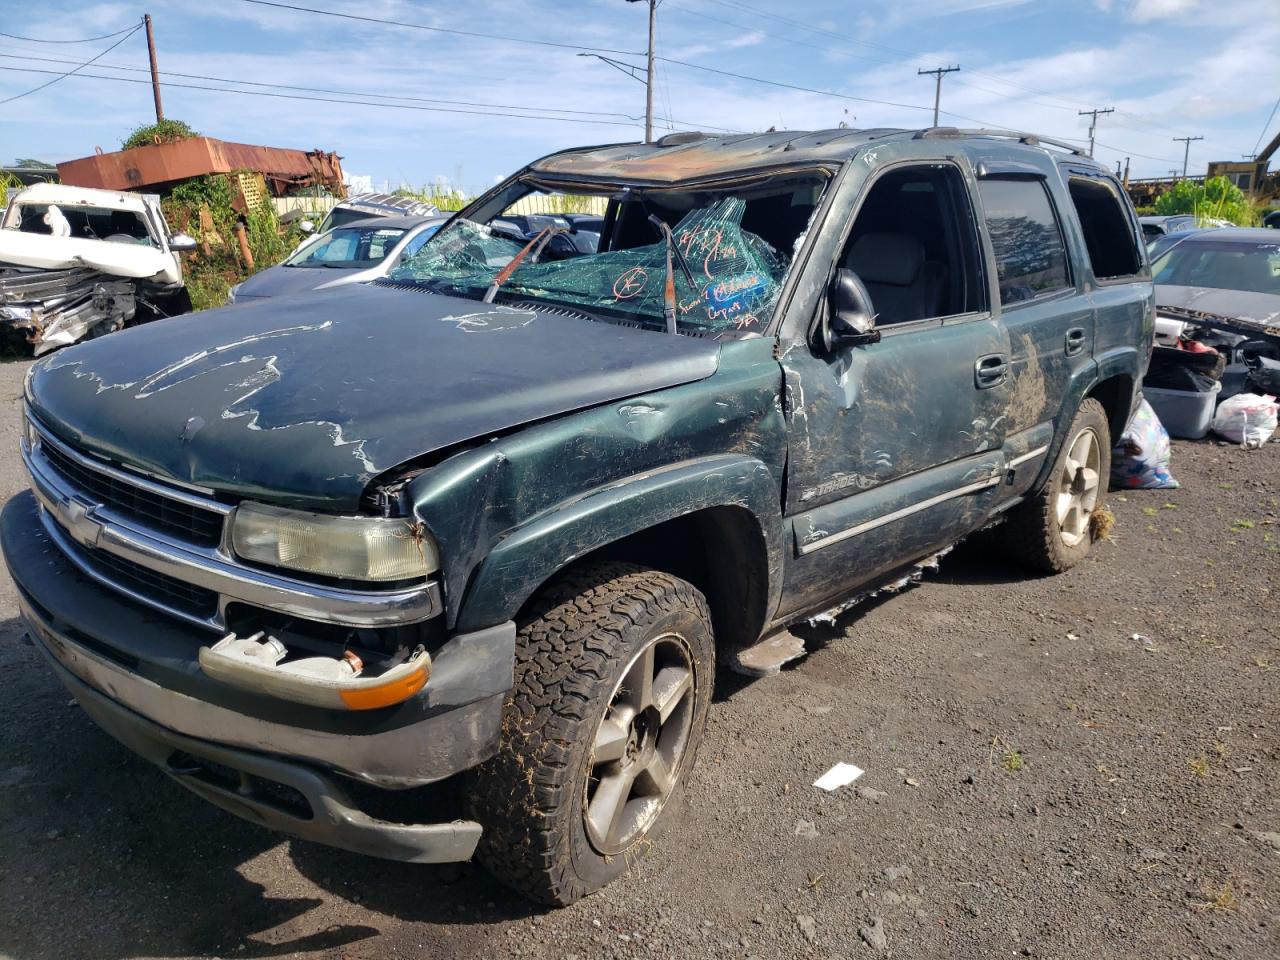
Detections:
[1, 0, 1276, 190]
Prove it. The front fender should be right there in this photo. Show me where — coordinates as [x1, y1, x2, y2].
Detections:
[453, 455, 784, 633]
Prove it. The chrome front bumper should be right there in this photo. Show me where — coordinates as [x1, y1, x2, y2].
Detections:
[43, 639, 484, 864]
[3, 491, 516, 789]
[21, 415, 440, 632]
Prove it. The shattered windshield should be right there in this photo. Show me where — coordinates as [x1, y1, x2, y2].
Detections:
[388, 177, 826, 337]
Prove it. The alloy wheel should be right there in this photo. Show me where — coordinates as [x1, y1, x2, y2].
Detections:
[1056, 426, 1101, 547]
[583, 633, 696, 856]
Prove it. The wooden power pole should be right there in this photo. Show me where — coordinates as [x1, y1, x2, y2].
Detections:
[1173, 135, 1204, 178]
[144, 14, 163, 122]
[1077, 107, 1114, 158]
[625, 0, 657, 143]
[918, 65, 960, 127]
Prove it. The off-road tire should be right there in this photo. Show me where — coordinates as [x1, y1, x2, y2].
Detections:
[1003, 398, 1112, 574]
[465, 561, 715, 905]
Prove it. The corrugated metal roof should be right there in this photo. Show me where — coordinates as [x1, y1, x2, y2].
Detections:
[56, 137, 345, 197]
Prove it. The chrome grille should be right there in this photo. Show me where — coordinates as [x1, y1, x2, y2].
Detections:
[37, 433, 224, 547]
[60, 533, 218, 619]
[23, 408, 443, 632]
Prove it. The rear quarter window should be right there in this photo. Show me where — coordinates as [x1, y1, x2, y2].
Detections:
[1067, 176, 1142, 280]
[978, 178, 1071, 305]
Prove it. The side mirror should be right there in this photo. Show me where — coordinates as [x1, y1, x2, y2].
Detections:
[167, 233, 197, 253]
[298, 219, 316, 234]
[823, 268, 879, 351]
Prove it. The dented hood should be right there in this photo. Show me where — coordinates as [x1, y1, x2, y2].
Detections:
[0, 230, 178, 283]
[26, 283, 721, 510]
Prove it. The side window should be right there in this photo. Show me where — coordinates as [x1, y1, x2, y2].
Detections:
[1067, 176, 1142, 280]
[978, 178, 1071, 305]
[837, 164, 985, 326]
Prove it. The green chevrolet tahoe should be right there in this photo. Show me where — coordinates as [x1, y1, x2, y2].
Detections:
[1, 127, 1153, 904]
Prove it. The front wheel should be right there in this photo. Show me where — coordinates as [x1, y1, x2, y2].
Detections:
[465, 562, 714, 905]
[1002, 398, 1111, 573]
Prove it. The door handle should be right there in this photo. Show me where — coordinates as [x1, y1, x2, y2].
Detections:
[974, 353, 1008, 389]
[1065, 327, 1087, 357]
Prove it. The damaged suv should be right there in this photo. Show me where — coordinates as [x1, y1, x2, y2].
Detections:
[2, 128, 1152, 905]
[0, 183, 193, 353]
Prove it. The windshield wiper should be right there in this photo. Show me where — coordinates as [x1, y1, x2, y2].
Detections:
[647, 215, 697, 336]
[482, 225, 567, 304]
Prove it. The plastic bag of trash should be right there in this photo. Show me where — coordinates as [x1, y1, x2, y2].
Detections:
[1110, 399, 1179, 489]
[1210, 392, 1279, 448]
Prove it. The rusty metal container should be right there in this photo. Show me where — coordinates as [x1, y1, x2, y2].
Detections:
[57, 138, 345, 197]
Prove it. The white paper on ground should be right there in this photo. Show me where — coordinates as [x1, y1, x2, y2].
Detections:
[813, 762, 865, 791]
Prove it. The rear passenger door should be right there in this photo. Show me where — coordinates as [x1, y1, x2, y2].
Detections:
[974, 172, 1092, 504]
[1060, 168, 1151, 410]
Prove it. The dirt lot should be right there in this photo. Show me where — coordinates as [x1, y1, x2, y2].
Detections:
[0, 354, 1276, 960]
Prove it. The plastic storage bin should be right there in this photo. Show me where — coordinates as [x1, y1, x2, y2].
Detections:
[1142, 382, 1222, 440]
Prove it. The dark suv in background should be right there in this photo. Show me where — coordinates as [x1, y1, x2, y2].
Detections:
[3, 127, 1152, 905]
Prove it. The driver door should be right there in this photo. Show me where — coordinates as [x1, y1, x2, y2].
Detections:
[777, 159, 1011, 619]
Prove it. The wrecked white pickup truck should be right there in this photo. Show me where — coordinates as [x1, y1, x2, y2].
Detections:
[0, 183, 195, 354]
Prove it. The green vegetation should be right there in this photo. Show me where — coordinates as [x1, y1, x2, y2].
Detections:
[0, 172, 22, 208]
[162, 173, 307, 311]
[394, 184, 469, 211]
[1152, 176, 1262, 226]
[123, 119, 199, 151]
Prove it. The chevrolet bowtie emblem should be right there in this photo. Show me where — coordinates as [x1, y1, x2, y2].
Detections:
[62, 497, 102, 547]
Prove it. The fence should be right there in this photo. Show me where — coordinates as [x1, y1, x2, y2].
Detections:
[271, 196, 338, 217]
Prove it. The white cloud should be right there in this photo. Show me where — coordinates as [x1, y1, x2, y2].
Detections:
[725, 30, 767, 50]
[1128, 0, 1200, 22]
[3, 0, 1277, 184]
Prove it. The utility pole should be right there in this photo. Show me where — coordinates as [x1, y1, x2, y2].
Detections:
[1173, 135, 1204, 178]
[1122, 156, 1130, 188]
[1077, 107, 1113, 158]
[918, 65, 960, 127]
[144, 13, 163, 122]
[625, 0, 657, 143]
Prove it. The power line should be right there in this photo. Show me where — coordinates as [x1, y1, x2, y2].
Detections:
[684, 0, 1199, 147]
[1093, 140, 1182, 165]
[655, 55, 935, 113]
[0, 52, 643, 119]
[237, 0, 642, 57]
[0, 24, 140, 44]
[0, 22, 141, 106]
[1250, 93, 1280, 158]
[0, 51, 743, 132]
[0, 63, 738, 131]
[694, 0, 1088, 111]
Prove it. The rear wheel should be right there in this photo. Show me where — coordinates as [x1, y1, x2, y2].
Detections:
[1003, 398, 1111, 573]
[466, 562, 714, 905]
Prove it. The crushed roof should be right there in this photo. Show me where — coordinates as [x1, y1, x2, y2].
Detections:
[530, 128, 1089, 183]
[531, 129, 910, 183]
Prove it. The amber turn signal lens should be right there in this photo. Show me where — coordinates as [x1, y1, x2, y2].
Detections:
[338, 664, 429, 710]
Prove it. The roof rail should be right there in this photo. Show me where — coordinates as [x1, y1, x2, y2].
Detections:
[914, 127, 1087, 157]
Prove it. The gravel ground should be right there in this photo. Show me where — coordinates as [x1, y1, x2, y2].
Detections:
[0, 354, 1276, 960]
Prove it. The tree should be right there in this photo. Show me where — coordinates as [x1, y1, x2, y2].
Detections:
[1152, 176, 1259, 226]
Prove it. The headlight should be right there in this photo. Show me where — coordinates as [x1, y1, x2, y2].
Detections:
[231, 502, 439, 582]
